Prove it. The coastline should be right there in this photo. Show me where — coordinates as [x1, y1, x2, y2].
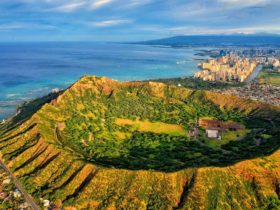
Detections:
[0, 43, 200, 121]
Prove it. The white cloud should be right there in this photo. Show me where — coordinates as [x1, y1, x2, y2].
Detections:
[17, 0, 153, 12]
[162, 2, 215, 20]
[0, 23, 26, 30]
[89, 19, 132, 27]
[51, 1, 85, 12]
[46, 0, 113, 12]
[90, 0, 113, 9]
[118, 0, 155, 9]
[218, 0, 271, 7]
[0, 22, 56, 31]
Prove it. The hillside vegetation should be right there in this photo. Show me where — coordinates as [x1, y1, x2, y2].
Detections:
[0, 76, 279, 209]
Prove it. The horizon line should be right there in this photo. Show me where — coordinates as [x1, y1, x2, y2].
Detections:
[1, 33, 280, 43]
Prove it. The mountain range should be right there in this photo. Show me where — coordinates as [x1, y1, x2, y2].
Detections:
[136, 35, 280, 47]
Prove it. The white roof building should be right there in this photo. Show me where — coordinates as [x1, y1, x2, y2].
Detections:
[206, 128, 221, 139]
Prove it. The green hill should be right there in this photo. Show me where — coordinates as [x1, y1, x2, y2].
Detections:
[0, 76, 279, 209]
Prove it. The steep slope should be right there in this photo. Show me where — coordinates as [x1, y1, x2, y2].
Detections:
[0, 76, 279, 209]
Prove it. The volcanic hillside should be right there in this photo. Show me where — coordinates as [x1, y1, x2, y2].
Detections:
[0, 76, 279, 209]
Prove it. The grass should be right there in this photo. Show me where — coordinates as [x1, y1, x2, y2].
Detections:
[113, 131, 131, 140]
[151, 76, 244, 90]
[261, 134, 272, 139]
[202, 129, 249, 149]
[199, 116, 217, 120]
[115, 118, 186, 136]
[222, 129, 249, 141]
[258, 71, 280, 86]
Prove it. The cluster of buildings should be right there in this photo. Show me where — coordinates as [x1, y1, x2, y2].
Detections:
[0, 169, 30, 209]
[188, 119, 244, 140]
[255, 56, 280, 70]
[227, 48, 280, 71]
[194, 48, 280, 83]
[0, 166, 62, 209]
[219, 48, 280, 59]
[195, 55, 257, 82]
[193, 48, 280, 106]
[214, 82, 280, 106]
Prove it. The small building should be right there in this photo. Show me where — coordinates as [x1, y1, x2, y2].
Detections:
[13, 189, 21, 198]
[43, 199, 50, 207]
[19, 202, 29, 209]
[2, 178, 11, 185]
[206, 127, 222, 139]
[199, 119, 244, 131]
[224, 123, 244, 131]
[188, 126, 199, 139]
[51, 88, 60, 93]
[199, 119, 222, 128]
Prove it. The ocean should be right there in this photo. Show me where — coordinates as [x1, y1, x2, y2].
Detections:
[0, 42, 203, 120]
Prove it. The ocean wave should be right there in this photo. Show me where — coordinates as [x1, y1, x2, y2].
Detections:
[0, 100, 21, 107]
[6, 93, 21, 98]
[176, 60, 190, 65]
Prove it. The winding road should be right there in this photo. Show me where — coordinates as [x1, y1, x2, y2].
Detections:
[0, 159, 41, 210]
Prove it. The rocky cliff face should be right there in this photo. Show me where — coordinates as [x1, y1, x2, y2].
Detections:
[0, 76, 279, 209]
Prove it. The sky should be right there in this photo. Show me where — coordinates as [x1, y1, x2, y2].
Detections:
[0, 0, 280, 42]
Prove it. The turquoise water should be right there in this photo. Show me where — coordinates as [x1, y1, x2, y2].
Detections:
[0, 42, 202, 120]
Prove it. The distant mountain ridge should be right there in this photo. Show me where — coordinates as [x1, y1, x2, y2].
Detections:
[136, 34, 280, 47]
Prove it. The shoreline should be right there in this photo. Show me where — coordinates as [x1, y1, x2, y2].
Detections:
[0, 73, 237, 121]
[0, 64, 266, 122]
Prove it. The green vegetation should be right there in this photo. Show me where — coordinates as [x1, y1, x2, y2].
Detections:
[115, 118, 186, 136]
[0, 167, 28, 209]
[0, 76, 279, 209]
[0, 91, 60, 134]
[46, 79, 279, 172]
[257, 67, 280, 86]
[151, 76, 244, 90]
[201, 129, 249, 149]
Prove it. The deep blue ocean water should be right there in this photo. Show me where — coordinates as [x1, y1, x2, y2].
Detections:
[0, 42, 203, 120]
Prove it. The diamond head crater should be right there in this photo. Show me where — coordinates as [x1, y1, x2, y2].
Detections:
[1, 0, 280, 209]
[0, 74, 279, 209]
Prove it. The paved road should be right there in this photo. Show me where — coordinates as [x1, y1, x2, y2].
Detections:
[246, 65, 263, 83]
[0, 159, 41, 210]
